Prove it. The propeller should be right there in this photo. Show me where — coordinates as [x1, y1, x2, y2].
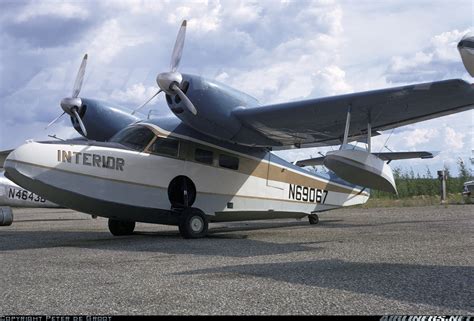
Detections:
[46, 54, 89, 136]
[131, 20, 197, 116]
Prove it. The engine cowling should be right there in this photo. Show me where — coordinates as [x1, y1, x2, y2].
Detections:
[71, 98, 141, 141]
[166, 74, 276, 146]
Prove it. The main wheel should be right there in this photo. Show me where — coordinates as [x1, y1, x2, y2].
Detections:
[178, 208, 209, 239]
[308, 214, 319, 225]
[108, 219, 136, 236]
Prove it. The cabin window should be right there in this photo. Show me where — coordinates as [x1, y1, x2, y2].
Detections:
[149, 137, 179, 158]
[219, 154, 239, 170]
[195, 148, 214, 165]
[110, 126, 154, 152]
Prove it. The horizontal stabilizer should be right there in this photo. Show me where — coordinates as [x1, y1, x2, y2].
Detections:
[374, 151, 438, 161]
[296, 151, 438, 167]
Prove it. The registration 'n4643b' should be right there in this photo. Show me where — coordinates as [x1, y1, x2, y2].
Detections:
[289, 184, 328, 203]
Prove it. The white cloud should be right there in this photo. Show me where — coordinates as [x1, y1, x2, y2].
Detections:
[110, 83, 158, 106]
[444, 126, 465, 150]
[311, 65, 353, 97]
[168, 2, 222, 33]
[87, 19, 152, 63]
[14, 2, 89, 22]
[104, 0, 164, 15]
[386, 28, 471, 83]
[404, 128, 439, 148]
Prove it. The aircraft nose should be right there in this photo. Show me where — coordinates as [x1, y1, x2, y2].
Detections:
[3, 141, 40, 186]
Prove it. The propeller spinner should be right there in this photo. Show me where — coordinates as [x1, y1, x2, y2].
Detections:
[132, 20, 197, 116]
[46, 54, 89, 136]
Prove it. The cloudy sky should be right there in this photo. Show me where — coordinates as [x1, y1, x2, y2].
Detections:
[0, 0, 472, 176]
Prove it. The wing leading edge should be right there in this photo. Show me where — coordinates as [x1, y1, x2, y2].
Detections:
[233, 79, 474, 148]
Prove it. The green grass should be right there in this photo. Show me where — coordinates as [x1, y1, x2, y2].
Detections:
[360, 193, 470, 208]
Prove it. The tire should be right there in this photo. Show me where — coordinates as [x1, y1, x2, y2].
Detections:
[308, 214, 319, 225]
[108, 219, 135, 236]
[178, 208, 209, 239]
[0, 207, 13, 226]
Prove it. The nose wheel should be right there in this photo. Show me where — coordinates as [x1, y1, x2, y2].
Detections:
[308, 214, 319, 225]
[178, 208, 209, 239]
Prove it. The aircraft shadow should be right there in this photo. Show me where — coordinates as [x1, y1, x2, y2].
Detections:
[175, 259, 473, 311]
[12, 218, 91, 223]
[0, 225, 324, 258]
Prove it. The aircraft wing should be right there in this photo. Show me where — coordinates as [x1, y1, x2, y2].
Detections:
[295, 151, 437, 167]
[233, 79, 474, 148]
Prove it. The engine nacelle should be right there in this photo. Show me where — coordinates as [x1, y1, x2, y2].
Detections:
[166, 74, 276, 146]
[71, 98, 141, 141]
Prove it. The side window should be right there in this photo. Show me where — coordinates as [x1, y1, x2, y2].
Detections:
[195, 148, 213, 165]
[219, 154, 239, 170]
[149, 137, 179, 158]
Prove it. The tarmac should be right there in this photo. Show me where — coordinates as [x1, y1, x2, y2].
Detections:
[0, 205, 472, 315]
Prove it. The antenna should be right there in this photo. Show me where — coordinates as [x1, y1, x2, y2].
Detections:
[48, 134, 65, 141]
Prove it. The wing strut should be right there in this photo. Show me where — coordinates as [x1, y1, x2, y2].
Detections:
[341, 105, 352, 148]
[367, 114, 372, 153]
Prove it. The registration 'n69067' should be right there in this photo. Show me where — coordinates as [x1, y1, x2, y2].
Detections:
[288, 184, 328, 203]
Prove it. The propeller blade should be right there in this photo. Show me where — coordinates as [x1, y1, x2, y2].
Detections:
[72, 109, 87, 136]
[172, 83, 197, 115]
[45, 112, 66, 130]
[170, 20, 187, 72]
[131, 89, 162, 115]
[72, 54, 88, 98]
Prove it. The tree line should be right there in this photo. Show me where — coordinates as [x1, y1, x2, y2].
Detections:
[370, 159, 472, 199]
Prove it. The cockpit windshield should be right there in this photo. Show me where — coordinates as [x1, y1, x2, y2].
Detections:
[110, 125, 154, 151]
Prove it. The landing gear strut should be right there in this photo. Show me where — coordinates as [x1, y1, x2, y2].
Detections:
[178, 208, 209, 239]
[108, 219, 136, 236]
[308, 214, 319, 225]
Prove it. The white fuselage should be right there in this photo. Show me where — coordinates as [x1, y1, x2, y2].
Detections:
[4, 123, 369, 223]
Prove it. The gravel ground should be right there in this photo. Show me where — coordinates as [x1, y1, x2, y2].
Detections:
[0, 205, 472, 315]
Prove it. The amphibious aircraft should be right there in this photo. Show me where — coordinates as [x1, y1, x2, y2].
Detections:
[3, 21, 474, 238]
[0, 150, 58, 210]
[0, 170, 58, 208]
[0, 152, 59, 226]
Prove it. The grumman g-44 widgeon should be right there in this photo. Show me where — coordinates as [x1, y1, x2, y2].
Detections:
[3, 22, 474, 238]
